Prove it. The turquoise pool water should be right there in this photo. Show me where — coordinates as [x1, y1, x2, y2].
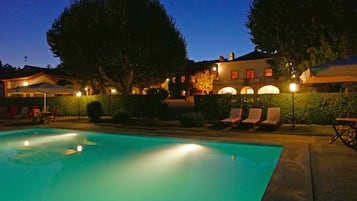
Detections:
[0, 128, 282, 201]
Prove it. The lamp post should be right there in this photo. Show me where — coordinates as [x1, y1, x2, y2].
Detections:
[289, 83, 298, 129]
[76, 91, 82, 120]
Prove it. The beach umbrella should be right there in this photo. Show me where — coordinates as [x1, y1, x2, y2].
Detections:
[7, 82, 78, 112]
[300, 56, 357, 84]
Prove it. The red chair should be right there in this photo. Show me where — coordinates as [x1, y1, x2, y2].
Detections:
[4, 106, 18, 119]
[28, 107, 41, 117]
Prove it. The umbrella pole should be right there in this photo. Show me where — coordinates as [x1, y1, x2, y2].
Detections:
[44, 93, 47, 112]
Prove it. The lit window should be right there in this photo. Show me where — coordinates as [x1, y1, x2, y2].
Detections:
[180, 76, 185, 83]
[265, 68, 273, 77]
[246, 70, 255, 79]
[231, 70, 238, 79]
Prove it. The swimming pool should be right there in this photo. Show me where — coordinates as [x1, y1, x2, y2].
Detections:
[0, 128, 282, 201]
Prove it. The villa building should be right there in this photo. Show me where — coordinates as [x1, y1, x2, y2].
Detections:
[1, 65, 82, 97]
[213, 51, 288, 94]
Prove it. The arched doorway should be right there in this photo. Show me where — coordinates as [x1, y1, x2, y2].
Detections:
[218, 87, 237, 95]
[240, 86, 254, 94]
[257, 85, 280, 94]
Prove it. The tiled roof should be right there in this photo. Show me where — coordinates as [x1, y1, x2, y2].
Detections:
[0, 65, 78, 80]
[233, 51, 272, 61]
[22, 65, 67, 76]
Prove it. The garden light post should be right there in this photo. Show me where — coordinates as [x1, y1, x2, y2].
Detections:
[289, 82, 298, 129]
[76, 91, 82, 120]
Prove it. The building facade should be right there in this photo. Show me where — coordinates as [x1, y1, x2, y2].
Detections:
[1, 65, 82, 97]
[213, 51, 288, 94]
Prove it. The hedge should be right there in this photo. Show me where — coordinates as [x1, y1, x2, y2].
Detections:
[0, 95, 166, 119]
[194, 93, 357, 124]
[1, 93, 355, 124]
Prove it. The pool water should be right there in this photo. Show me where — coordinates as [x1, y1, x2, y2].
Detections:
[0, 128, 282, 201]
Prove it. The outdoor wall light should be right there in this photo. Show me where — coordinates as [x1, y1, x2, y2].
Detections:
[212, 65, 219, 80]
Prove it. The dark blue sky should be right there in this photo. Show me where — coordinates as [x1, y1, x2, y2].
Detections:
[0, 0, 254, 68]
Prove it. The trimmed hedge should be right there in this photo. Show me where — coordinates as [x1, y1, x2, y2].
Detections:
[1, 93, 355, 124]
[0, 95, 167, 119]
[194, 93, 357, 124]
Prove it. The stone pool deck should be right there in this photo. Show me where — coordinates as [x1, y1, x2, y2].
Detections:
[1, 119, 356, 201]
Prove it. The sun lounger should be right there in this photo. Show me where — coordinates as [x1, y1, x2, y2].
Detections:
[260, 107, 281, 128]
[241, 108, 262, 126]
[221, 108, 243, 127]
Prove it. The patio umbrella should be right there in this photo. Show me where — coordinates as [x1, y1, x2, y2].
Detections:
[300, 56, 357, 84]
[7, 82, 78, 112]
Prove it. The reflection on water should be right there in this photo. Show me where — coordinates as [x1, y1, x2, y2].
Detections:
[9, 132, 96, 165]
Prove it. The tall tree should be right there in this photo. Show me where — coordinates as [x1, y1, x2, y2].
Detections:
[47, 0, 187, 94]
[246, 0, 357, 75]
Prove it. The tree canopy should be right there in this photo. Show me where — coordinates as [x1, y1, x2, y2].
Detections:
[246, 0, 357, 75]
[47, 0, 187, 94]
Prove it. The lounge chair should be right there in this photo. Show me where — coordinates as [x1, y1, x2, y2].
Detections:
[3, 106, 18, 119]
[14, 106, 30, 119]
[241, 108, 262, 126]
[221, 108, 243, 127]
[260, 107, 281, 128]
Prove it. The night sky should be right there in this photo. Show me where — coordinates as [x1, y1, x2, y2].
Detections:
[0, 0, 254, 68]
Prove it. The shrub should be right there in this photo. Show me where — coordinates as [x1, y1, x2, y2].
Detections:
[86, 101, 103, 123]
[146, 88, 169, 100]
[112, 111, 131, 123]
[180, 112, 205, 127]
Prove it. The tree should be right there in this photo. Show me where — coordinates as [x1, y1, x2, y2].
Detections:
[247, 0, 357, 75]
[193, 69, 216, 95]
[0, 62, 19, 76]
[47, 0, 187, 94]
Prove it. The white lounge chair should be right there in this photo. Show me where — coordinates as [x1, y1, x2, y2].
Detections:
[242, 108, 262, 125]
[221, 108, 243, 127]
[260, 107, 281, 127]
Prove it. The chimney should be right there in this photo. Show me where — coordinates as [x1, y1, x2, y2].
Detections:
[219, 56, 225, 62]
[229, 52, 235, 61]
